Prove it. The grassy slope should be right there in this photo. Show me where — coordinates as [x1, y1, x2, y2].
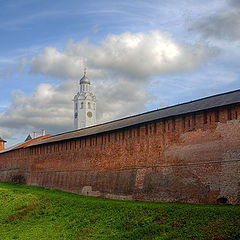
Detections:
[0, 183, 239, 240]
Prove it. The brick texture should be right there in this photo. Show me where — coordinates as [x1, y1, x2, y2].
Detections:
[0, 104, 240, 204]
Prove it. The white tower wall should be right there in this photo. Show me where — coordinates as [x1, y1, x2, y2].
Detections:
[73, 72, 96, 129]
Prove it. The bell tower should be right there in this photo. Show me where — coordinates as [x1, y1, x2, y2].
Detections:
[73, 69, 96, 129]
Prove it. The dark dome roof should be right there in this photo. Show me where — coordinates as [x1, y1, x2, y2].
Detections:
[80, 75, 90, 84]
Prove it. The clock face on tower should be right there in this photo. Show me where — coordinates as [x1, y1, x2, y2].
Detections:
[87, 111, 92, 118]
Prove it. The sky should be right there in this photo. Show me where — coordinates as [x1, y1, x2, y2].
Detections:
[0, 0, 240, 146]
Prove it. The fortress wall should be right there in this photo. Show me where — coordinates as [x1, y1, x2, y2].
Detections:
[0, 104, 240, 204]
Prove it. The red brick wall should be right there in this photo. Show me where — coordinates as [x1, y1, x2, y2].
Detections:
[0, 104, 240, 204]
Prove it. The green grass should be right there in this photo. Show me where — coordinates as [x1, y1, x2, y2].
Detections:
[0, 183, 239, 240]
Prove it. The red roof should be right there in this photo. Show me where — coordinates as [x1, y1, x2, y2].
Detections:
[12, 134, 52, 150]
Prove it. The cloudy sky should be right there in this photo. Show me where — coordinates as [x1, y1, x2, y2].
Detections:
[0, 0, 240, 146]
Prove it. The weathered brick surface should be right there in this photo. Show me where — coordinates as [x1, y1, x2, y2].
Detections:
[0, 105, 240, 204]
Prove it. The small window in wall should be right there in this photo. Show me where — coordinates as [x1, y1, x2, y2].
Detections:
[154, 122, 157, 134]
[75, 103, 78, 110]
[204, 112, 207, 124]
[88, 102, 91, 109]
[182, 117, 185, 130]
[162, 121, 166, 133]
[172, 119, 176, 132]
[193, 115, 196, 128]
[129, 128, 132, 138]
[81, 102, 84, 109]
[137, 126, 140, 137]
[122, 131, 125, 140]
[145, 124, 148, 135]
[215, 110, 219, 122]
[228, 108, 232, 120]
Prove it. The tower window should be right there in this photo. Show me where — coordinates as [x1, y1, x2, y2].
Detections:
[81, 102, 84, 109]
[75, 103, 77, 109]
[88, 102, 91, 109]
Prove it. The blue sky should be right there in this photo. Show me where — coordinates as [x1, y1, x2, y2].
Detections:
[0, 0, 240, 146]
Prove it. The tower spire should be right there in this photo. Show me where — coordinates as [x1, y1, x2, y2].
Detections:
[84, 67, 87, 76]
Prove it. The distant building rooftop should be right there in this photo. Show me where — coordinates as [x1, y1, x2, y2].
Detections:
[25, 134, 32, 142]
[0, 134, 52, 153]
[0, 137, 6, 143]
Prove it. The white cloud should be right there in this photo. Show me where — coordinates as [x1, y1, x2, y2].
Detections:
[0, 82, 73, 134]
[94, 76, 147, 123]
[31, 31, 215, 79]
[189, 1, 240, 41]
